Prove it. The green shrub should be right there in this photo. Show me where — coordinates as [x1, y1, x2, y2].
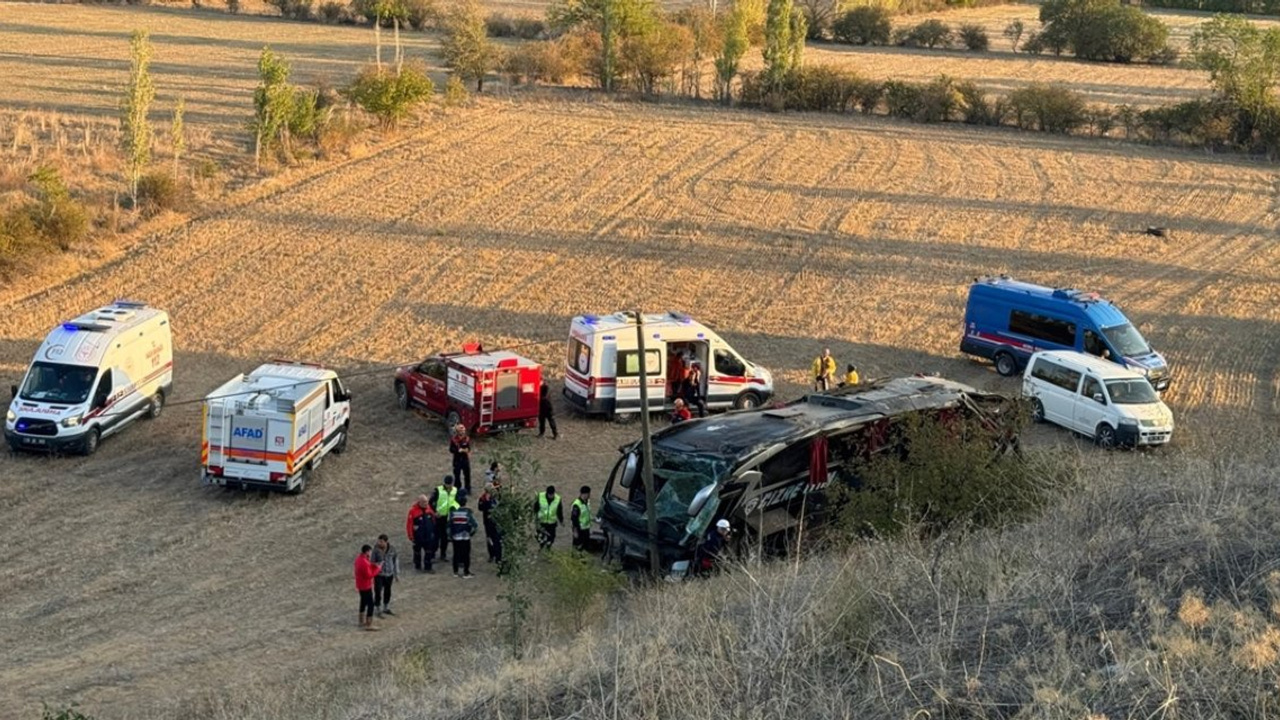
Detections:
[895, 19, 952, 49]
[956, 80, 1008, 125]
[225, 0, 240, 13]
[0, 203, 41, 263]
[267, 0, 312, 20]
[135, 171, 187, 215]
[1020, 30, 1045, 54]
[1003, 18, 1024, 51]
[501, 40, 573, 85]
[1139, 98, 1235, 147]
[538, 550, 623, 632]
[405, 0, 437, 29]
[883, 78, 967, 122]
[317, 0, 346, 22]
[883, 79, 924, 118]
[849, 77, 885, 113]
[443, 74, 469, 106]
[831, 6, 891, 45]
[1086, 105, 1116, 136]
[27, 166, 89, 251]
[42, 702, 95, 720]
[958, 23, 989, 51]
[344, 64, 435, 128]
[1007, 82, 1087, 133]
[1039, 0, 1170, 62]
[487, 13, 545, 39]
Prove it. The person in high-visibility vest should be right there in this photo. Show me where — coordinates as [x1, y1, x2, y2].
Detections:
[534, 485, 563, 549]
[430, 475, 459, 561]
[570, 485, 592, 552]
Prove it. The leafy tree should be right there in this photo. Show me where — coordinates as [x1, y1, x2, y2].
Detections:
[440, 0, 497, 91]
[831, 6, 891, 46]
[548, 0, 661, 91]
[345, 63, 435, 128]
[672, 7, 723, 99]
[796, 0, 839, 40]
[252, 48, 295, 166]
[620, 20, 693, 95]
[762, 0, 804, 91]
[120, 29, 155, 207]
[714, 3, 750, 103]
[27, 167, 89, 250]
[1191, 15, 1280, 121]
[1003, 18, 1024, 51]
[1039, 0, 1169, 62]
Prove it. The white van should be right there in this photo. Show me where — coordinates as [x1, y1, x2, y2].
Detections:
[1022, 350, 1172, 448]
[5, 301, 173, 455]
[564, 311, 773, 416]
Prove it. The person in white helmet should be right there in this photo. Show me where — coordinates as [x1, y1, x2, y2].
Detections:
[694, 519, 733, 576]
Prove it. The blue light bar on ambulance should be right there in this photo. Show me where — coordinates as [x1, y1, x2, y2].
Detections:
[63, 324, 79, 332]
[602, 335, 615, 340]
[696, 333, 705, 338]
[582, 315, 599, 324]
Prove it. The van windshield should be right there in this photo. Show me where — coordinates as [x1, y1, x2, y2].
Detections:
[1105, 379, 1158, 405]
[20, 362, 98, 404]
[651, 450, 727, 522]
[1102, 323, 1151, 357]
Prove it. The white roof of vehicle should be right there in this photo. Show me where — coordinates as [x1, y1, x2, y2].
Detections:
[450, 351, 538, 371]
[573, 311, 710, 335]
[36, 301, 166, 368]
[208, 363, 334, 403]
[1030, 350, 1147, 381]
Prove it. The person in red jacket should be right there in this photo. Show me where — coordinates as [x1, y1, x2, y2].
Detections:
[405, 495, 437, 572]
[353, 544, 382, 631]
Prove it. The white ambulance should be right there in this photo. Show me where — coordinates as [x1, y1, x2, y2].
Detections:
[201, 361, 351, 494]
[5, 300, 173, 455]
[563, 311, 773, 417]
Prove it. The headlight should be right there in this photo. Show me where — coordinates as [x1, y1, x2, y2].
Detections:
[4, 409, 14, 423]
[60, 415, 82, 428]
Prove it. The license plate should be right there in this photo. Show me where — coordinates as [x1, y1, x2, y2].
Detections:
[22, 437, 47, 445]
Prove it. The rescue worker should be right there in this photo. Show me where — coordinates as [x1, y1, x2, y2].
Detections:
[405, 494, 437, 573]
[812, 348, 837, 392]
[684, 361, 706, 417]
[841, 363, 860, 388]
[535, 485, 564, 549]
[485, 461, 502, 487]
[478, 481, 502, 564]
[450, 425, 473, 493]
[693, 519, 732, 577]
[571, 485, 593, 552]
[431, 475, 459, 561]
[668, 350, 688, 400]
[353, 544, 382, 631]
[671, 398, 692, 424]
[371, 534, 398, 617]
[538, 385, 559, 439]
[449, 494, 479, 578]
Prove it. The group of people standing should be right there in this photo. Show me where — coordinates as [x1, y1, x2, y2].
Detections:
[812, 348, 860, 392]
[667, 350, 707, 421]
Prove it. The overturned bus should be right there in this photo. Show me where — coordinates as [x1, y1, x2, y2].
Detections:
[598, 376, 1019, 576]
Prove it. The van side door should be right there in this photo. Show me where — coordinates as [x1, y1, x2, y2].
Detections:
[615, 343, 666, 413]
[1073, 374, 1109, 437]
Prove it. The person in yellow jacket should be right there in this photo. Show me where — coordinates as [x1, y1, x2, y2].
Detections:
[812, 348, 837, 391]
[570, 486, 593, 552]
[842, 363, 860, 387]
[534, 485, 564, 549]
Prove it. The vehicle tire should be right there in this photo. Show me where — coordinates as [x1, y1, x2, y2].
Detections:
[1095, 423, 1117, 450]
[289, 470, 309, 495]
[146, 392, 165, 420]
[1031, 398, 1045, 423]
[994, 352, 1018, 377]
[81, 427, 101, 456]
[333, 423, 349, 454]
[395, 382, 410, 411]
[734, 392, 762, 411]
[445, 410, 462, 433]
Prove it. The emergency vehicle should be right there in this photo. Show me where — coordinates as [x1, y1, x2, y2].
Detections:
[5, 300, 173, 455]
[394, 344, 542, 436]
[202, 361, 351, 494]
[563, 311, 773, 417]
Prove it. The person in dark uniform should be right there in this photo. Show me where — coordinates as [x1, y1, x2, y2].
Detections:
[450, 425, 473, 492]
[538, 384, 558, 439]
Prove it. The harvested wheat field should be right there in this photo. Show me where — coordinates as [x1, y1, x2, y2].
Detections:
[0, 97, 1277, 717]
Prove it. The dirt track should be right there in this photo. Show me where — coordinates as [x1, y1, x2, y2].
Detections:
[1, 99, 1277, 717]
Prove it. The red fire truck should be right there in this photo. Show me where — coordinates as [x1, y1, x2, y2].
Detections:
[394, 344, 543, 436]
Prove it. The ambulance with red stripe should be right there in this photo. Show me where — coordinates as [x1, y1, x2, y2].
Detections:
[563, 311, 773, 417]
[201, 361, 351, 494]
[5, 301, 172, 455]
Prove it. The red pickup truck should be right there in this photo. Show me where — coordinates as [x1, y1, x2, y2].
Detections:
[394, 344, 542, 436]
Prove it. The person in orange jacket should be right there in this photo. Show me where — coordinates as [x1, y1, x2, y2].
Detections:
[405, 494, 437, 572]
[353, 544, 382, 631]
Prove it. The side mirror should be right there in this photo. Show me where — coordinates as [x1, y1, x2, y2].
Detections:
[1092, 393, 1106, 405]
[619, 451, 638, 489]
[9, 384, 16, 399]
[688, 484, 716, 517]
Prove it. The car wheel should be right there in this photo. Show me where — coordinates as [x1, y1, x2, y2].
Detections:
[734, 392, 761, 411]
[395, 383, 410, 411]
[147, 392, 165, 420]
[288, 470, 309, 495]
[82, 427, 101, 456]
[332, 424, 349, 454]
[445, 410, 462, 433]
[1031, 398, 1045, 423]
[1095, 424, 1117, 449]
[995, 352, 1018, 377]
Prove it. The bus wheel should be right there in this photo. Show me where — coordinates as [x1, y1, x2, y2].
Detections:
[995, 352, 1018, 377]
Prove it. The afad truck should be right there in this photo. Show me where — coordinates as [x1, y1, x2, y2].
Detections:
[202, 361, 351, 494]
[563, 311, 773, 417]
[5, 300, 173, 455]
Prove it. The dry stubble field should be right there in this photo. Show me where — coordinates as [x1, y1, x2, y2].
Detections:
[2, 4, 1280, 716]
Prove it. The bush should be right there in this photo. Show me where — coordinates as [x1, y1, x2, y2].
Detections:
[956, 80, 1009, 125]
[849, 78, 885, 113]
[1086, 105, 1116, 136]
[1002, 18, 1024, 51]
[1139, 98, 1235, 147]
[0, 203, 41, 263]
[895, 19, 952, 49]
[26, 166, 89, 251]
[225, 0, 239, 12]
[831, 6, 892, 46]
[1007, 82, 1087, 133]
[486, 13, 545, 39]
[317, 0, 345, 23]
[135, 171, 187, 215]
[501, 40, 573, 85]
[1039, 0, 1171, 63]
[538, 550, 623, 632]
[443, 74, 469, 106]
[958, 23, 989, 51]
[405, 0, 437, 29]
[267, 0, 311, 20]
[344, 64, 435, 128]
[1020, 30, 1045, 54]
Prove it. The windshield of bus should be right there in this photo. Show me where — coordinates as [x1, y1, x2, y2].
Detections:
[20, 362, 98, 404]
[650, 450, 728, 522]
[1105, 379, 1158, 405]
[1102, 323, 1151, 358]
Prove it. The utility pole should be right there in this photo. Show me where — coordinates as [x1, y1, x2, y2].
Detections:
[635, 310, 661, 575]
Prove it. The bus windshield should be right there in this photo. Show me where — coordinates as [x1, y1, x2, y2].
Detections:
[651, 450, 728, 522]
[20, 362, 98, 404]
[1102, 323, 1151, 358]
